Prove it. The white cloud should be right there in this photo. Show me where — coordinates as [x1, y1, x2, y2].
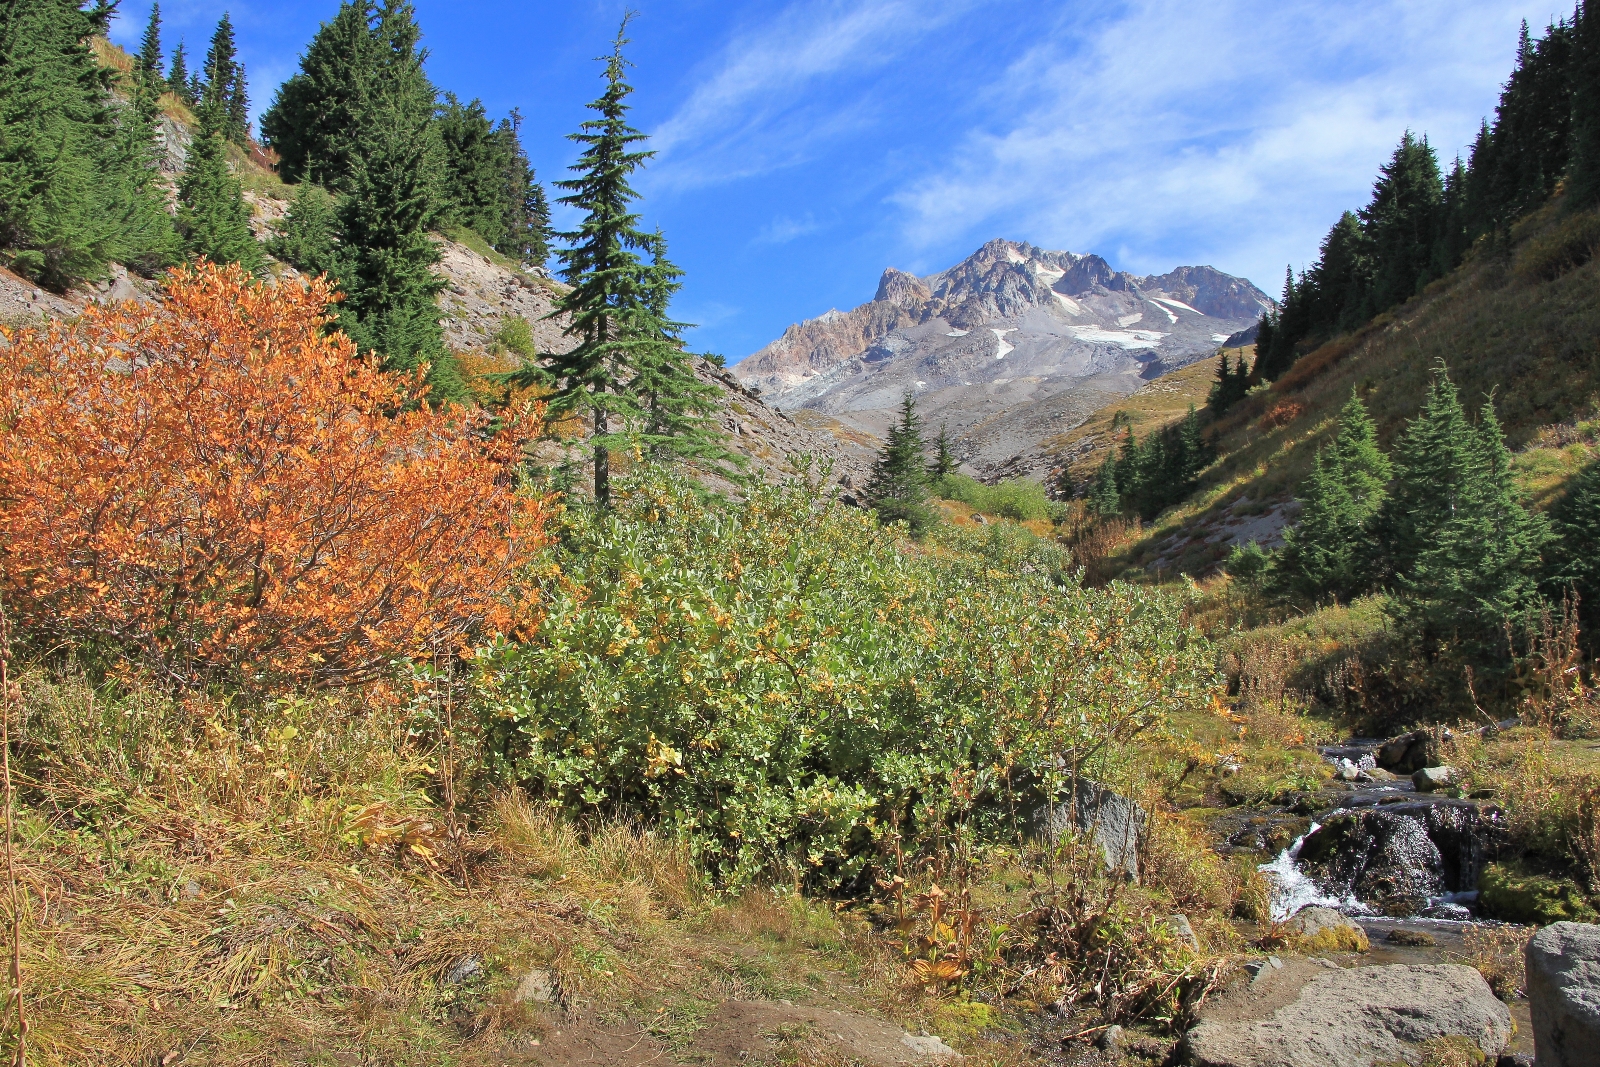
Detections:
[889, 0, 1554, 289]
[646, 0, 976, 191]
[755, 212, 823, 244]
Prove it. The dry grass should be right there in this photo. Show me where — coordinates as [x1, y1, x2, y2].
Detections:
[1449, 926, 1534, 1001]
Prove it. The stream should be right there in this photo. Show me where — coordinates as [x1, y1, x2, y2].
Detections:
[1255, 737, 1504, 923]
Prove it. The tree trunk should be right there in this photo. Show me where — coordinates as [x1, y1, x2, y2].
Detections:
[593, 403, 610, 507]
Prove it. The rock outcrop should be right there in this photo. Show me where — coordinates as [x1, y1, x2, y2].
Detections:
[1185, 960, 1512, 1067]
[1529, 921, 1600, 1067]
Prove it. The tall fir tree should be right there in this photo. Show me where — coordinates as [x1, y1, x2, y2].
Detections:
[866, 393, 933, 536]
[1546, 458, 1600, 651]
[261, 1, 394, 190]
[137, 4, 164, 85]
[492, 110, 551, 265]
[1206, 351, 1250, 415]
[1381, 367, 1549, 667]
[929, 423, 957, 478]
[176, 104, 263, 274]
[1572, 0, 1600, 211]
[1361, 132, 1444, 314]
[200, 14, 247, 144]
[166, 39, 191, 102]
[1089, 451, 1120, 517]
[1270, 391, 1392, 605]
[0, 0, 176, 289]
[333, 1, 458, 399]
[522, 20, 727, 503]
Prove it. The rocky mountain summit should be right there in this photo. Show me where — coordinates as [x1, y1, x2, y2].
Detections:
[733, 239, 1271, 477]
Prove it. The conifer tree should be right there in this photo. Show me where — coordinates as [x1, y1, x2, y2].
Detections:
[1362, 132, 1444, 313]
[177, 108, 263, 274]
[1547, 459, 1600, 648]
[137, 4, 164, 85]
[0, 0, 176, 289]
[523, 20, 727, 503]
[266, 184, 340, 276]
[492, 111, 551, 265]
[228, 63, 250, 143]
[1090, 451, 1120, 517]
[167, 39, 191, 102]
[1571, 0, 1600, 210]
[1383, 367, 1549, 666]
[437, 94, 508, 242]
[628, 231, 735, 471]
[201, 14, 246, 143]
[261, 1, 388, 191]
[333, 1, 457, 399]
[1206, 352, 1250, 415]
[1271, 391, 1391, 605]
[866, 393, 933, 535]
[929, 423, 957, 478]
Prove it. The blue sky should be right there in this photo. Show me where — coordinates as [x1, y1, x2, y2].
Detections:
[111, 0, 1570, 362]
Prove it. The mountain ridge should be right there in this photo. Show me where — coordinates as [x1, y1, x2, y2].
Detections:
[733, 238, 1272, 478]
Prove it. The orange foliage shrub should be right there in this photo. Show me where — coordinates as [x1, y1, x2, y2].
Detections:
[1257, 399, 1306, 430]
[0, 264, 548, 687]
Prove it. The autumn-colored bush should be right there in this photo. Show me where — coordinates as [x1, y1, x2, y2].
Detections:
[1257, 399, 1306, 431]
[0, 263, 548, 687]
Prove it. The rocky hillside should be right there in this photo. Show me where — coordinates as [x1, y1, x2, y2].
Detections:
[734, 239, 1271, 478]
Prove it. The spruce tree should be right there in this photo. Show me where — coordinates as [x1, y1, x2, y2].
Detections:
[1572, 0, 1600, 211]
[333, 1, 457, 399]
[522, 20, 727, 503]
[1362, 132, 1444, 312]
[1090, 451, 1120, 516]
[1271, 391, 1391, 605]
[929, 423, 957, 478]
[260, 1, 383, 190]
[200, 14, 245, 143]
[1383, 367, 1549, 666]
[437, 94, 509, 243]
[1207, 352, 1250, 415]
[492, 111, 551, 265]
[137, 4, 164, 85]
[167, 39, 190, 102]
[266, 183, 341, 276]
[176, 112, 263, 273]
[227, 63, 250, 143]
[0, 0, 175, 289]
[628, 230, 736, 471]
[866, 393, 933, 536]
[1547, 459, 1600, 649]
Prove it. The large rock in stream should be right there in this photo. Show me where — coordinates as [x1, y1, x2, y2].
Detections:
[1529, 921, 1600, 1067]
[1295, 801, 1493, 913]
[1185, 959, 1512, 1067]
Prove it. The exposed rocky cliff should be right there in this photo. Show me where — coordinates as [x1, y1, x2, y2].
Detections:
[734, 239, 1272, 479]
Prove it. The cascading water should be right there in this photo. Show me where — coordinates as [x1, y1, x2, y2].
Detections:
[1259, 823, 1365, 921]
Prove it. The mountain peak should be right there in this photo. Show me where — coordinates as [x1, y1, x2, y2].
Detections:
[874, 268, 931, 306]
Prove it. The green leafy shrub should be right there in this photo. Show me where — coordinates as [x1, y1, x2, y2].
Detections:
[472, 469, 1215, 888]
[932, 473, 1063, 523]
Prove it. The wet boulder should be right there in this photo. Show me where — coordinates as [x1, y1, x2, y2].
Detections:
[1529, 922, 1600, 1067]
[1376, 730, 1443, 774]
[1296, 801, 1491, 913]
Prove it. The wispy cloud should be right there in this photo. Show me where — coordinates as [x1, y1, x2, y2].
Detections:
[646, 0, 976, 191]
[888, 0, 1545, 288]
[755, 212, 823, 244]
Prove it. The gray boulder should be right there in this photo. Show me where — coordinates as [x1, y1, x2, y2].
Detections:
[1377, 730, 1444, 774]
[1528, 921, 1600, 1067]
[1032, 778, 1145, 880]
[1413, 766, 1461, 793]
[1287, 906, 1369, 952]
[1185, 961, 1511, 1067]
